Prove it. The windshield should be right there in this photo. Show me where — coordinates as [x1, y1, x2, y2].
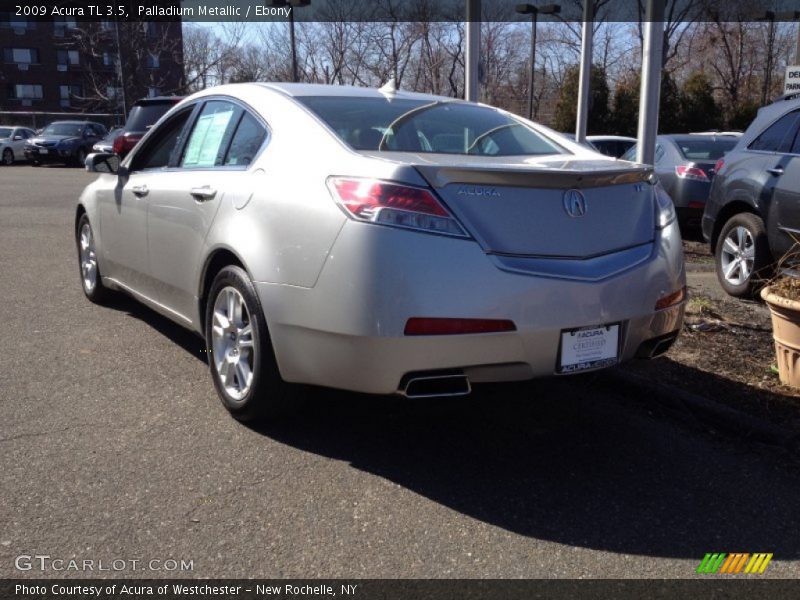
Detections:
[675, 138, 737, 160]
[43, 123, 83, 137]
[0, 128, 12, 138]
[298, 96, 566, 156]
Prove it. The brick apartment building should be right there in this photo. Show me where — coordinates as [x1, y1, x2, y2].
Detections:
[0, 12, 183, 126]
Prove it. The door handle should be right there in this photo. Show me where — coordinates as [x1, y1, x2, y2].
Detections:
[131, 184, 149, 197]
[190, 186, 217, 201]
[767, 167, 785, 176]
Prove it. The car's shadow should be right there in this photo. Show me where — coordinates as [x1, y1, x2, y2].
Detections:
[112, 294, 800, 560]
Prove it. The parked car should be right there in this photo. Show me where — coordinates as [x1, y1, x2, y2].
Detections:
[25, 121, 107, 166]
[92, 127, 123, 154]
[78, 83, 685, 421]
[622, 134, 737, 228]
[586, 135, 637, 158]
[0, 125, 36, 164]
[703, 96, 800, 297]
[113, 96, 182, 158]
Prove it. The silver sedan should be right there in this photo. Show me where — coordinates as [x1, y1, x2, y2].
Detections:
[77, 83, 686, 421]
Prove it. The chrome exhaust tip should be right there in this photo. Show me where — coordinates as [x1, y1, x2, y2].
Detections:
[399, 371, 472, 398]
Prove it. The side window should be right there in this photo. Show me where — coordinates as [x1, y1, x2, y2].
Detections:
[224, 111, 267, 166]
[621, 145, 637, 161]
[654, 144, 665, 163]
[750, 110, 800, 153]
[131, 108, 193, 172]
[180, 101, 240, 168]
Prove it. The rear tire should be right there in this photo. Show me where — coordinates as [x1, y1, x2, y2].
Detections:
[76, 214, 112, 304]
[714, 212, 772, 298]
[205, 265, 295, 422]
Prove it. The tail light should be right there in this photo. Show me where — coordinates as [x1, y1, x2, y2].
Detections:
[328, 177, 467, 237]
[714, 158, 725, 174]
[112, 133, 142, 158]
[675, 165, 709, 181]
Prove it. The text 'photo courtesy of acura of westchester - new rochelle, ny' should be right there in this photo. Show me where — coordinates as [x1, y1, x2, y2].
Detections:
[77, 82, 686, 421]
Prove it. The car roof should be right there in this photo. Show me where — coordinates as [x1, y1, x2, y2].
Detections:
[132, 96, 183, 106]
[259, 82, 463, 104]
[586, 135, 636, 142]
[46, 120, 102, 125]
[658, 134, 734, 143]
[0, 125, 33, 129]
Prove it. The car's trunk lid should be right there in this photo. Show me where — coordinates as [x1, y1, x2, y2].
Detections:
[407, 155, 656, 258]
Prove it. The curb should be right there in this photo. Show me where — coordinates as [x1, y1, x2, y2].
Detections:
[606, 368, 800, 452]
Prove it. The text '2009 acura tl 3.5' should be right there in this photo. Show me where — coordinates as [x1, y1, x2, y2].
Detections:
[76, 82, 686, 422]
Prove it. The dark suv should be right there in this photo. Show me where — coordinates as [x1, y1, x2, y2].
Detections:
[703, 96, 800, 297]
[113, 96, 182, 158]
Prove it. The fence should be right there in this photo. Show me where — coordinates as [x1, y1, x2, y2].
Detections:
[0, 111, 123, 130]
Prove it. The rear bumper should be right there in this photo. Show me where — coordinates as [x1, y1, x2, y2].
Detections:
[255, 220, 686, 395]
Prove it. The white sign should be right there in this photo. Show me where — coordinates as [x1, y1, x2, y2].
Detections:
[785, 66, 800, 95]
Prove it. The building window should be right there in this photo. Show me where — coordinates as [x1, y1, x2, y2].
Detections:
[59, 84, 82, 107]
[99, 20, 114, 31]
[102, 52, 116, 67]
[3, 48, 39, 64]
[148, 87, 160, 98]
[106, 86, 123, 100]
[9, 84, 43, 99]
[146, 52, 160, 69]
[1, 13, 35, 30]
[56, 50, 80, 67]
[53, 17, 77, 37]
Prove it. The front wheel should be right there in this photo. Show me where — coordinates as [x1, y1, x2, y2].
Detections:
[74, 148, 87, 167]
[714, 212, 772, 298]
[76, 214, 112, 303]
[2, 148, 13, 165]
[205, 266, 295, 422]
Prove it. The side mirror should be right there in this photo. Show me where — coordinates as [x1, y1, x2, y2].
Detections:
[13, 135, 22, 141]
[86, 152, 120, 174]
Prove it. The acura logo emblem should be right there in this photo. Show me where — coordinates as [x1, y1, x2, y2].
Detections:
[563, 189, 587, 218]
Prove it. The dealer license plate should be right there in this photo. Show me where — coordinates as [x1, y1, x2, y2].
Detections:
[38, 148, 48, 154]
[558, 324, 620, 374]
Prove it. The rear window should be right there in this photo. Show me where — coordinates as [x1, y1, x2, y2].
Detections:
[125, 103, 175, 132]
[675, 139, 736, 160]
[297, 96, 565, 156]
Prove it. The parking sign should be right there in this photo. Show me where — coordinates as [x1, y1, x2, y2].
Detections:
[786, 65, 800, 94]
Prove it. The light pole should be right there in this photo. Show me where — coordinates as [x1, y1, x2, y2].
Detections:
[515, 3, 560, 120]
[269, 0, 310, 83]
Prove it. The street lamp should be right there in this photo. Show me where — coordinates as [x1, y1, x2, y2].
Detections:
[268, 0, 310, 83]
[515, 3, 560, 120]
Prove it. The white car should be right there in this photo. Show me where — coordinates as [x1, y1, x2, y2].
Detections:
[77, 83, 686, 422]
[0, 126, 36, 165]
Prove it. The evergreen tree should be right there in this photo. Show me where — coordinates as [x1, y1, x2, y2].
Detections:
[680, 72, 721, 132]
[553, 64, 611, 134]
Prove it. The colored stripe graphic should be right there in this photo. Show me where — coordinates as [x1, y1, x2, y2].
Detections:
[698, 553, 773, 574]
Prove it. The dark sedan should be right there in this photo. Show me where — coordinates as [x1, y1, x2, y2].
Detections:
[25, 121, 107, 167]
[622, 134, 737, 227]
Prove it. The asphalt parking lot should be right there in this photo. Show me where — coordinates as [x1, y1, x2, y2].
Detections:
[1, 165, 799, 579]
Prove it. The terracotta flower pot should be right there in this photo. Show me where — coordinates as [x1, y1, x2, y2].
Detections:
[761, 285, 800, 388]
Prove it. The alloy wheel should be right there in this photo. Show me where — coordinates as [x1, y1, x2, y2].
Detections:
[719, 225, 755, 286]
[211, 286, 256, 401]
[78, 222, 98, 292]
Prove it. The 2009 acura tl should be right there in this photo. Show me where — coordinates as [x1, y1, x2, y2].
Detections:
[76, 83, 686, 421]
